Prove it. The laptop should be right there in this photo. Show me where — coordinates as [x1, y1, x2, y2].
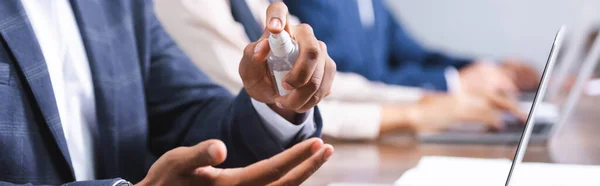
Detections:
[419, 26, 569, 144]
[329, 26, 600, 186]
[327, 26, 600, 186]
[504, 25, 562, 186]
[506, 30, 600, 185]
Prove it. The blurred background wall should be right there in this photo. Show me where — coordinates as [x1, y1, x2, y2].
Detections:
[386, 0, 600, 70]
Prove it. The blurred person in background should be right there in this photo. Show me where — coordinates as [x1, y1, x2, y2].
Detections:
[580, 24, 600, 95]
[584, 25, 600, 78]
[155, 0, 526, 140]
[557, 24, 600, 95]
[0, 1, 335, 185]
[284, 0, 541, 97]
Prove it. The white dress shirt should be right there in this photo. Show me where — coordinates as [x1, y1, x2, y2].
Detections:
[21, 0, 97, 181]
[154, 0, 424, 140]
[21, 0, 314, 181]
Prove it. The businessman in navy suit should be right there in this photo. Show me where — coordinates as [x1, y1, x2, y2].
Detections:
[0, 0, 335, 185]
[285, 0, 540, 96]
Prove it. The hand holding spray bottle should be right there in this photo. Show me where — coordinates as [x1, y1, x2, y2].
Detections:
[267, 30, 299, 96]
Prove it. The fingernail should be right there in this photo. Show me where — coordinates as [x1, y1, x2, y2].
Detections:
[269, 18, 282, 30]
[282, 82, 293, 90]
[208, 143, 219, 160]
[276, 101, 283, 108]
[254, 40, 264, 54]
[323, 145, 334, 161]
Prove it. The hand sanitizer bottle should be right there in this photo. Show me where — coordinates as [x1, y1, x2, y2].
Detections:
[268, 30, 299, 96]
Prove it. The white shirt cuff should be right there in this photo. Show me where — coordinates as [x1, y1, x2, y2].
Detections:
[444, 66, 461, 94]
[319, 101, 381, 140]
[250, 98, 317, 147]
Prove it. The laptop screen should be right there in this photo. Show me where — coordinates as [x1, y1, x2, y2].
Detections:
[505, 26, 565, 186]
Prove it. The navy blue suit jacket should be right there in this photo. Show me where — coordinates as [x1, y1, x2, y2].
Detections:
[285, 0, 472, 91]
[0, 0, 322, 185]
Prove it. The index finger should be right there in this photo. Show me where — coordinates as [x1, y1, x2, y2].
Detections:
[237, 138, 324, 185]
[266, 144, 334, 186]
[282, 24, 323, 90]
[266, 2, 291, 34]
[487, 94, 527, 121]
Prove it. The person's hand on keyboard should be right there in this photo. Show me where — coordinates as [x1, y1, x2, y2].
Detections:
[403, 92, 526, 133]
[458, 62, 518, 97]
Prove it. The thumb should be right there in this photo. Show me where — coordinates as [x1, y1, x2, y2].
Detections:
[178, 139, 227, 173]
[265, 2, 290, 34]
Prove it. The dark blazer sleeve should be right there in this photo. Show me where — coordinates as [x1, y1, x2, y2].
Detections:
[142, 2, 322, 168]
[384, 6, 471, 90]
[285, 0, 472, 91]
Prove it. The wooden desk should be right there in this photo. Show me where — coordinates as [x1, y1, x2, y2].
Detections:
[304, 96, 600, 185]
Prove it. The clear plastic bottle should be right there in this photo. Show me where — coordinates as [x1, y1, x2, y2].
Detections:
[268, 30, 299, 96]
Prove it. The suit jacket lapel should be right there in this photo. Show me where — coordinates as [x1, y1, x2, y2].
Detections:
[0, 0, 74, 177]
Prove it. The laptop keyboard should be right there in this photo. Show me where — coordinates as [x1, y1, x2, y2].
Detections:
[500, 123, 551, 134]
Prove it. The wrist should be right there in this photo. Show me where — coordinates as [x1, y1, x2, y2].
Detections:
[404, 105, 423, 131]
[134, 180, 147, 186]
[379, 105, 417, 134]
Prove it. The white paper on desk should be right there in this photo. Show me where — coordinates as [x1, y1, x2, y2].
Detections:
[394, 156, 600, 186]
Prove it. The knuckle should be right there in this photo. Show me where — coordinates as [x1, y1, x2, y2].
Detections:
[299, 94, 321, 112]
[318, 41, 328, 52]
[267, 166, 285, 181]
[310, 93, 322, 104]
[306, 77, 321, 92]
[305, 46, 321, 61]
[238, 66, 247, 80]
[243, 43, 255, 56]
[318, 41, 326, 48]
[286, 75, 305, 88]
[328, 60, 337, 71]
[297, 23, 314, 33]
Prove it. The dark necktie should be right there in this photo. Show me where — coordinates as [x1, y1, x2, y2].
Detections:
[230, 0, 263, 42]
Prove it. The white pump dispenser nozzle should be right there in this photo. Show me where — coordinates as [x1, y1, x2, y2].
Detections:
[269, 31, 295, 57]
